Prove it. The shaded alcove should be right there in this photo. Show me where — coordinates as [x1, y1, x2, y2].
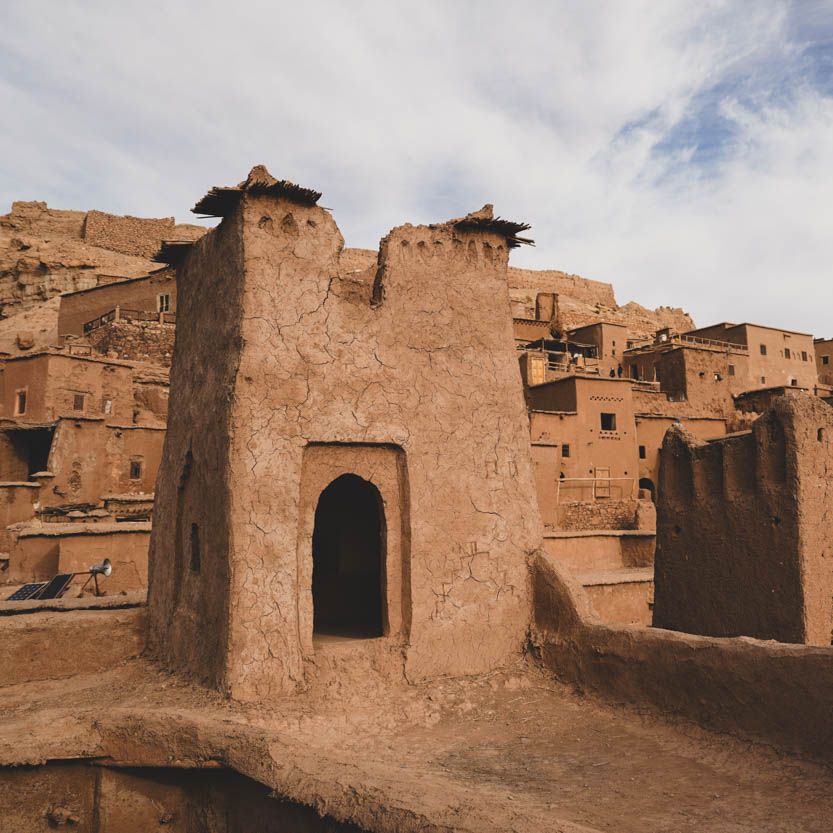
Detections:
[638, 477, 655, 502]
[312, 473, 385, 639]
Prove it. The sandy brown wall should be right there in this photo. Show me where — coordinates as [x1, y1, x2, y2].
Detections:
[149, 187, 542, 699]
[531, 552, 833, 762]
[653, 395, 833, 645]
[58, 273, 177, 337]
[0, 608, 145, 688]
[146, 209, 244, 691]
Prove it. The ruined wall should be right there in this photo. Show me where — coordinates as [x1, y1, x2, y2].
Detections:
[653, 394, 833, 645]
[508, 267, 616, 306]
[148, 183, 541, 698]
[88, 319, 175, 366]
[83, 211, 203, 259]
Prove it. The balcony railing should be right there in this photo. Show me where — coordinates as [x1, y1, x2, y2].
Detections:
[84, 307, 177, 334]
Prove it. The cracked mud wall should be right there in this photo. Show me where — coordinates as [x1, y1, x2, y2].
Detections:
[146, 209, 244, 690]
[653, 393, 833, 644]
[149, 186, 543, 699]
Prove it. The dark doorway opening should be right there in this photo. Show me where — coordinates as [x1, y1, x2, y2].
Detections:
[5, 428, 54, 478]
[312, 474, 385, 639]
[639, 477, 656, 502]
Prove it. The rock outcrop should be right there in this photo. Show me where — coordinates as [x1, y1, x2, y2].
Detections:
[0, 201, 205, 319]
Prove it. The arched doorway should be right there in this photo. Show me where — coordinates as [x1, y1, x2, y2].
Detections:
[638, 477, 655, 502]
[312, 473, 385, 638]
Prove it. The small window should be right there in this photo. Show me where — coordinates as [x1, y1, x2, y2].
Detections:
[158, 293, 170, 312]
[823, 356, 830, 366]
[802, 351, 808, 361]
[760, 344, 767, 356]
[73, 394, 85, 411]
[714, 373, 722, 381]
[129, 461, 142, 480]
[600, 413, 617, 431]
[639, 445, 646, 459]
[561, 444, 570, 458]
[784, 347, 791, 359]
[14, 390, 27, 416]
[761, 376, 766, 384]
[728, 364, 735, 376]
[190, 523, 201, 573]
[102, 397, 112, 415]
[790, 378, 797, 386]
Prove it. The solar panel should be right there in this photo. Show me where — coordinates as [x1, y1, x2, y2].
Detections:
[5, 582, 47, 601]
[36, 573, 74, 600]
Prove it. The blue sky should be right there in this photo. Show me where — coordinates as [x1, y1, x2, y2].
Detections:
[1, 1, 831, 335]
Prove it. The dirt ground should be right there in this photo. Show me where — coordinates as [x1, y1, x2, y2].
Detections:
[1, 654, 832, 833]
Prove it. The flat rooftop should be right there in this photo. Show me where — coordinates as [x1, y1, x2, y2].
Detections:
[2, 657, 832, 833]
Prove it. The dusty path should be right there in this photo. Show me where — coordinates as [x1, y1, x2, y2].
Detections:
[1, 658, 831, 832]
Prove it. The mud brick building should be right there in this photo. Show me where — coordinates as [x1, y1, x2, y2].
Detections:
[147, 166, 543, 698]
[653, 393, 833, 645]
[815, 336, 833, 386]
[624, 322, 818, 420]
[57, 268, 177, 339]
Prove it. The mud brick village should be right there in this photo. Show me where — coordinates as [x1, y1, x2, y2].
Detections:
[0, 163, 832, 833]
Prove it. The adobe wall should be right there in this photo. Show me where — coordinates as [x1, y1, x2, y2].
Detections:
[815, 338, 833, 385]
[58, 272, 176, 337]
[1, 354, 134, 423]
[543, 530, 654, 572]
[0, 608, 145, 688]
[8, 522, 150, 584]
[634, 415, 726, 493]
[58, 526, 150, 591]
[88, 319, 175, 366]
[0, 482, 39, 551]
[653, 394, 833, 645]
[41, 420, 163, 505]
[530, 552, 833, 762]
[148, 183, 541, 699]
[0, 432, 30, 481]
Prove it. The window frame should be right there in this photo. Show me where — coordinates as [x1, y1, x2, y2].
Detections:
[14, 388, 27, 416]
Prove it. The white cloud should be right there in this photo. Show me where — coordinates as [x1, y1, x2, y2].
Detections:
[0, 0, 830, 333]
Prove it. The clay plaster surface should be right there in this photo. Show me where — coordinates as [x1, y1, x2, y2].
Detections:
[149, 182, 541, 699]
[3, 657, 833, 833]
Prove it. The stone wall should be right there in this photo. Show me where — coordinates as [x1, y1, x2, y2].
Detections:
[508, 266, 617, 306]
[83, 211, 177, 258]
[88, 318, 175, 366]
[556, 498, 655, 531]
